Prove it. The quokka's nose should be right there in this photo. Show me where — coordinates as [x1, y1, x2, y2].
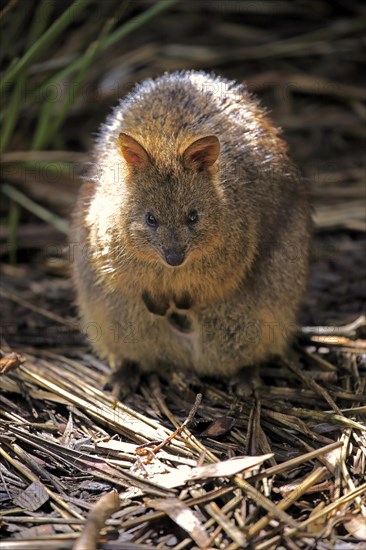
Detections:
[164, 249, 185, 266]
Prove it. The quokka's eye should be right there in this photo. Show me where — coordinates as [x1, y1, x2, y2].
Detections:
[145, 212, 158, 227]
[187, 209, 199, 225]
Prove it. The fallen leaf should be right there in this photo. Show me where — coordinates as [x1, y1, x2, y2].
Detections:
[306, 501, 327, 535]
[188, 453, 273, 481]
[200, 416, 235, 437]
[344, 515, 366, 540]
[13, 481, 49, 511]
[149, 497, 210, 548]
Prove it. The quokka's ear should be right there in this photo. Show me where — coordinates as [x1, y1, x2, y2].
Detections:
[118, 133, 150, 168]
[182, 135, 220, 170]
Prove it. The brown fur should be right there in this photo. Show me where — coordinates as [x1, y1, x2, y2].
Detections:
[70, 71, 311, 377]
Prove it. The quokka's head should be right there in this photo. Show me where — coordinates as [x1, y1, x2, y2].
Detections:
[118, 132, 226, 269]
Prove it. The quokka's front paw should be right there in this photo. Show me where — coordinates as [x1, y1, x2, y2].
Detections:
[167, 311, 193, 333]
[174, 291, 193, 310]
[141, 290, 169, 316]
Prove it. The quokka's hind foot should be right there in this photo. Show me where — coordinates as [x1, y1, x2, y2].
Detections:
[229, 364, 261, 398]
[104, 356, 141, 401]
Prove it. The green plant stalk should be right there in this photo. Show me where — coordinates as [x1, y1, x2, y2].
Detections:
[1, 184, 68, 235]
[1, 0, 55, 153]
[2, 4, 29, 60]
[50, 17, 116, 140]
[0, 76, 25, 153]
[31, 89, 57, 150]
[1, 0, 177, 148]
[104, 0, 178, 49]
[27, 0, 54, 48]
[2, 0, 91, 87]
[13, 0, 178, 112]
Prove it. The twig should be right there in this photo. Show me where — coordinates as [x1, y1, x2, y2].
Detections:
[1, 151, 88, 163]
[136, 393, 202, 457]
[0, 287, 75, 327]
[72, 490, 120, 550]
[248, 467, 327, 540]
[283, 359, 343, 415]
[301, 315, 366, 337]
[0, 0, 18, 19]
